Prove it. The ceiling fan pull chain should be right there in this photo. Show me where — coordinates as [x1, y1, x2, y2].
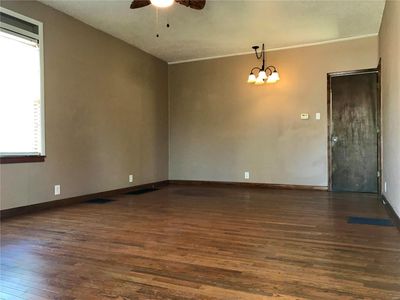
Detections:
[166, 11, 170, 28]
[156, 7, 160, 37]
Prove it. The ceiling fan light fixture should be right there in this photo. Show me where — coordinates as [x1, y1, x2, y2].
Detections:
[247, 73, 257, 83]
[130, 0, 205, 11]
[150, 0, 174, 8]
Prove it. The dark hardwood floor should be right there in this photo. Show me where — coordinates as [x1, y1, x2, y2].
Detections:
[1, 185, 400, 299]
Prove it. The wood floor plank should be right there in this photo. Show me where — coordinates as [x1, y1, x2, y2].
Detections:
[1, 185, 399, 299]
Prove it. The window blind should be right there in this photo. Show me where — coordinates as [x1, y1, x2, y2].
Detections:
[0, 27, 42, 155]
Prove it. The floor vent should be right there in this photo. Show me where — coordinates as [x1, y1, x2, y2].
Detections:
[126, 188, 159, 195]
[85, 198, 115, 204]
[348, 216, 394, 227]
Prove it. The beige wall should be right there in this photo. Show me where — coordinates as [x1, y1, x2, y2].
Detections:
[380, 0, 400, 216]
[169, 37, 379, 186]
[0, 1, 169, 210]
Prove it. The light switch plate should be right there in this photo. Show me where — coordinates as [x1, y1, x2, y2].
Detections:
[54, 185, 61, 195]
[316, 113, 321, 120]
[301, 113, 309, 120]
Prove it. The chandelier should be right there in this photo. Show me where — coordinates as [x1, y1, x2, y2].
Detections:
[247, 44, 280, 85]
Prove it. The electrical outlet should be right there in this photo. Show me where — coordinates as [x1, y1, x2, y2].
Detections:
[129, 175, 133, 183]
[244, 171, 250, 180]
[54, 185, 61, 196]
[316, 113, 321, 120]
[384, 181, 387, 193]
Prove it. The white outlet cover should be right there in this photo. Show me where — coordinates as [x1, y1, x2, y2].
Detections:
[384, 182, 387, 193]
[244, 171, 250, 179]
[316, 113, 321, 120]
[129, 175, 133, 183]
[54, 185, 61, 195]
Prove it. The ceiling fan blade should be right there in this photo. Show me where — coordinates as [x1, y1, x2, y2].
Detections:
[175, 0, 206, 10]
[130, 0, 151, 9]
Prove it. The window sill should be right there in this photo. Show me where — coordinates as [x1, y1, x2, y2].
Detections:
[0, 155, 46, 164]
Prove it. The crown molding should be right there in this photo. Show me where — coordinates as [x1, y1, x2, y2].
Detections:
[168, 33, 378, 65]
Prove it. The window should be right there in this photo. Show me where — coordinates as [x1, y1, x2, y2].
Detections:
[0, 8, 45, 163]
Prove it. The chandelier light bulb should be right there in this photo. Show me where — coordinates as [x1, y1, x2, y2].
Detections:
[258, 70, 267, 80]
[268, 70, 280, 83]
[247, 73, 257, 83]
[255, 75, 265, 85]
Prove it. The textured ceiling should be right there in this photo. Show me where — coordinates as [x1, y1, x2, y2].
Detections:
[39, 0, 385, 63]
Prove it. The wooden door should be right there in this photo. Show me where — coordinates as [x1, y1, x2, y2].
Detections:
[329, 72, 379, 193]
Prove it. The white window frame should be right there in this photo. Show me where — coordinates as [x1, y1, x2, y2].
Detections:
[0, 7, 45, 157]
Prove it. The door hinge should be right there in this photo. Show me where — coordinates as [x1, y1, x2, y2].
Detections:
[377, 171, 380, 177]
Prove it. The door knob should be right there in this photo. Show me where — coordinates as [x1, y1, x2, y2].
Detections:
[332, 136, 338, 145]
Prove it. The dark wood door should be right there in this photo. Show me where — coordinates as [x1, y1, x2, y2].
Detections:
[330, 72, 378, 193]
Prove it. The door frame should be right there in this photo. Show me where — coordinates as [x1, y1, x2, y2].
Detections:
[327, 65, 382, 193]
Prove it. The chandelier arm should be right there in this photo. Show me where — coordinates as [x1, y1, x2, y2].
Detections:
[250, 67, 261, 73]
[265, 69, 272, 76]
[266, 66, 277, 74]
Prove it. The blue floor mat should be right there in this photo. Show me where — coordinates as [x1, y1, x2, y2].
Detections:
[348, 216, 394, 227]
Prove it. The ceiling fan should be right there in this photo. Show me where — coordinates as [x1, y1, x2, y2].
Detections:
[130, 0, 206, 10]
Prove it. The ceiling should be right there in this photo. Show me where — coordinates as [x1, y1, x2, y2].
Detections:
[39, 0, 385, 63]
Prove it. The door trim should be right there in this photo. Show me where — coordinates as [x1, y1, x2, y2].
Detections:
[327, 67, 382, 193]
